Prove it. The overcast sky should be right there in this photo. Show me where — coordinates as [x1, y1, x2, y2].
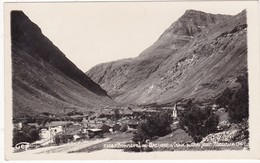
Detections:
[8, 2, 245, 72]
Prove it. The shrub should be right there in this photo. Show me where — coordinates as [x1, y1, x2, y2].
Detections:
[54, 134, 73, 145]
[232, 118, 249, 143]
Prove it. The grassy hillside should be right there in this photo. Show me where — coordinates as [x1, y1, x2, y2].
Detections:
[11, 11, 117, 119]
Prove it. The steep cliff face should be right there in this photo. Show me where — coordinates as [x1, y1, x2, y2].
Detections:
[11, 11, 116, 118]
[87, 10, 247, 105]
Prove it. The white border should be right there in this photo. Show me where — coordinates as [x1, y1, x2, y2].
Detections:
[2, 0, 260, 162]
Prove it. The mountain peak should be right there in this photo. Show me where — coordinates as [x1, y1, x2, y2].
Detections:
[139, 10, 234, 57]
[87, 9, 247, 105]
[11, 10, 27, 19]
[179, 9, 231, 27]
[167, 9, 233, 38]
[183, 9, 207, 15]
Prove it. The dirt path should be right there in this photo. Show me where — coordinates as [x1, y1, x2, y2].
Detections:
[16, 138, 110, 154]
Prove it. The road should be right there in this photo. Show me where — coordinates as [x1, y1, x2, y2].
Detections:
[15, 138, 110, 154]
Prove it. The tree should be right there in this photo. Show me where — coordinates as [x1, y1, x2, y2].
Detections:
[215, 73, 249, 123]
[36, 118, 42, 125]
[13, 125, 40, 147]
[28, 128, 40, 141]
[54, 135, 61, 145]
[178, 100, 219, 142]
[215, 88, 235, 108]
[113, 109, 120, 120]
[41, 117, 49, 126]
[133, 110, 173, 144]
[229, 73, 249, 123]
[120, 124, 128, 132]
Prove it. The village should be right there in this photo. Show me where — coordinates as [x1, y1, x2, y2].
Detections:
[13, 98, 249, 154]
[13, 104, 181, 151]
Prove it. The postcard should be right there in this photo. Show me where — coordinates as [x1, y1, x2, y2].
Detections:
[4, 1, 260, 160]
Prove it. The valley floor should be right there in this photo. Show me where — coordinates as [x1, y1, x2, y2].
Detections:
[13, 131, 248, 156]
[14, 138, 110, 154]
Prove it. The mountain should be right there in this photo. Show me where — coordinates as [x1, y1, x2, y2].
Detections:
[11, 11, 117, 119]
[87, 9, 247, 105]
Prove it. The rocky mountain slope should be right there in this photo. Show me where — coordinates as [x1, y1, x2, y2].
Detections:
[87, 9, 247, 105]
[11, 11, 116, 119]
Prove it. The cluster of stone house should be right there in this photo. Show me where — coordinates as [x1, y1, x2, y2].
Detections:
[15, 114, 140, 147]
[14, 104, 188, 147]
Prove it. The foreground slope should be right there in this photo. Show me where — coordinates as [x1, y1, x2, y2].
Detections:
[11, 11, 116, 118]
[87, 10, 247, 105]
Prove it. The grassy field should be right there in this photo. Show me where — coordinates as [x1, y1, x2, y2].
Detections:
[71, 132, 133, 153]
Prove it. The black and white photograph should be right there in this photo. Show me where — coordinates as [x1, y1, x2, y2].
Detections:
[4, 1, 260, 160]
